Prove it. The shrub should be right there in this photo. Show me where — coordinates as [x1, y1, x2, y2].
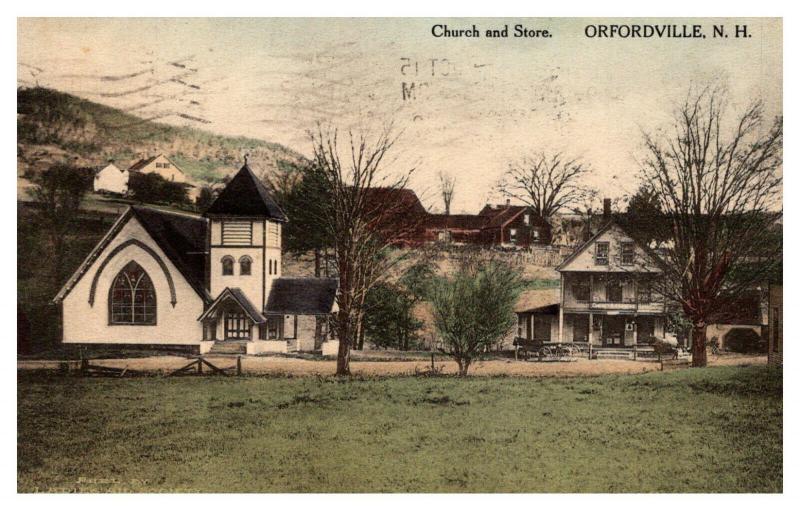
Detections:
[429, 257, 523, 375]
[129, 171, 190, 206]
[724, 328, 765, 353]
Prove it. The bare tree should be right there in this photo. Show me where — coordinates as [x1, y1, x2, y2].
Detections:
[309, 123, 420, 376]
[640, 86, 782, 367]
[438, 171, 456, 215]
[497, 151, 592, 220]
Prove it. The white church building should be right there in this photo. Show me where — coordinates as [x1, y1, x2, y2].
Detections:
[54, 162, 338, 355]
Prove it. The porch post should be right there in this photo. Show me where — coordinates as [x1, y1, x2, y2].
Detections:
[558, 275, 565, 343]
[588, 312, 594, 345]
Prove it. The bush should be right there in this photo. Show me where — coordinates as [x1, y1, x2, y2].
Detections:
[363, 282, 422, 350]
[129, 171, 190, 206]
[724, 328, 765, 353]
[651, 339, 676, 360]
[429, 258, 523, 375]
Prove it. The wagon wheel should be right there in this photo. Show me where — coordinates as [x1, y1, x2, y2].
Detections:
[540, 346, 553, 359]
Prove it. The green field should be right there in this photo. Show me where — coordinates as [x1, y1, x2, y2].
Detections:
[18, 365, 782, 493]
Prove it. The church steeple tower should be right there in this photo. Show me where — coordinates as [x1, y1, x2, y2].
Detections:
[204, 161, 287, 310]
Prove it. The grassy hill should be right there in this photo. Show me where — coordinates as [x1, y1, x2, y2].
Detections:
[17, 87, 305, 183]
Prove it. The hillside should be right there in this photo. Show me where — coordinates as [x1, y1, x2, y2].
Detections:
[17, 87, 305, 183]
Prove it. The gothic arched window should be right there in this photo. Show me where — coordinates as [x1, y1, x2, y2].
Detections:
[222, 256, 234, 276]
[239, 255, 252, 276]
[109, 261, 156, 325]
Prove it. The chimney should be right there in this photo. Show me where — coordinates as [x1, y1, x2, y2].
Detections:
[603, 198, 612, 219]
[505, 198, 510, 207]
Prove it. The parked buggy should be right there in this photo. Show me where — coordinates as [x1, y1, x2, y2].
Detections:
[514, 339, 584, 361]
[540, 343, 583, 361]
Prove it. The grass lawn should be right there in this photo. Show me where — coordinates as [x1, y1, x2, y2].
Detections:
[17, 365, 782, 493]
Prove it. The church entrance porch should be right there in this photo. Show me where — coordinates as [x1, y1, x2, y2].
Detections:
[198, 288, 266, 354]
[223, 311, 251, 340]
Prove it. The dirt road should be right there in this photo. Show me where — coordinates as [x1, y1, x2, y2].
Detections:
[17, 354, 766, 377]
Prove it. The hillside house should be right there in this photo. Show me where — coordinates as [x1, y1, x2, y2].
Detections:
[54, 161, 338, 355]
[477, 202, 552, 247]
[422, 201, 552, 248]
[129, 154, 187, 184]
[93, 161, 128, 195]
[515, 221, 667, 349]
[360, 187, 429, 248]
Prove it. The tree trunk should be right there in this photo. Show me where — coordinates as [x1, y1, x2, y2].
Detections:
[314, 248, 321, 278]
[691, 323, 708, 368]
[335, 308, 352, 376]
[356, 316, 365, 350]
[456, 357, 471, 376]
[336, 336, 351, 376]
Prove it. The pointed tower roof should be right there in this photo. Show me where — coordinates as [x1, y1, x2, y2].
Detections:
[204, 162, 287, 221]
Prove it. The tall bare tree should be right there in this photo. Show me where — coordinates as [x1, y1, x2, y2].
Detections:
[497, 151, 592, 220]
[640, 86, 782, 367]
[438, 171, 456, 215]
[309, 123, 419, 375]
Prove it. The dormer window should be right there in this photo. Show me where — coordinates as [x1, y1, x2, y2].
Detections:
[595, 242, 609, 265]
[221, 256, 234, 276]
[239, 255, 252, 276]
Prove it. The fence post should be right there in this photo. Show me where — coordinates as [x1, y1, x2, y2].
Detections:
[237, 356, 242, 376]
[633, 344, 637, 361]
[197, 359, 203, 374]
[589, 343, 593, 360]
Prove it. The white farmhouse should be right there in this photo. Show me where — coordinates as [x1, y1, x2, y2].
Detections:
[515, 220, 668, 354]
[129, 154, 187, 183]
[93, 161, 129, 195]
[54, 161, 338, 355]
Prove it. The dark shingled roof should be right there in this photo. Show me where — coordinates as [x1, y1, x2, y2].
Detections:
[128, 156, 157, 171]
[425, 214, 487, 230]
[265, 277, 338, 315]
[204, 164, 287, 221]
[131, 206, 210, 301]
[54, 206, 212, 304]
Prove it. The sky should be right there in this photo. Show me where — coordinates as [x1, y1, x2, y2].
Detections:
[17, 18, 782, 213]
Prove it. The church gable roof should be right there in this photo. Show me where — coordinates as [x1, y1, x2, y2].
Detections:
[204, 163, 287, 221]
[54, 206, 211, 304]
[198, 287, 266, 324]
[131, 207, 209, 301]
